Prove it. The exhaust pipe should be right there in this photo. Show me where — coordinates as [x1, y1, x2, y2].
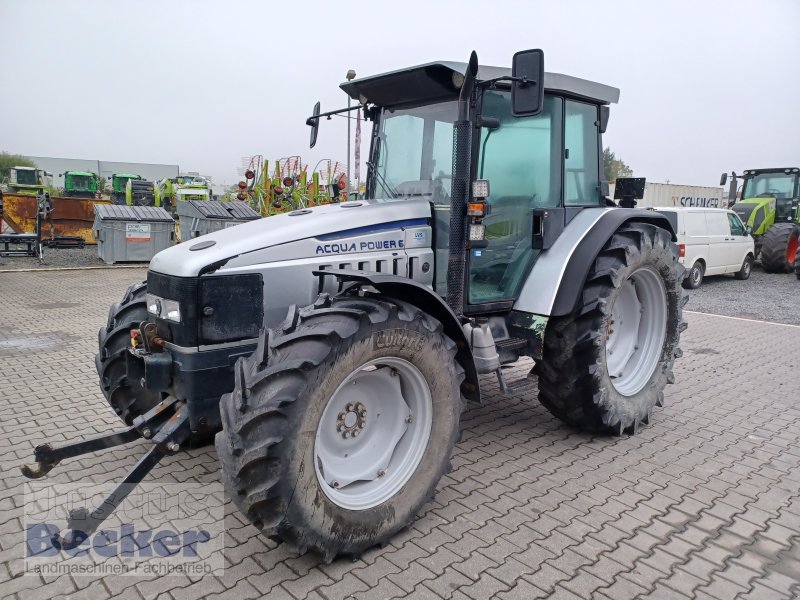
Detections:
[446, 51, 479, 316]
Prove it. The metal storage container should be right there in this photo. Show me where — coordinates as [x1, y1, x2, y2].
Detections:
[93, 204, 175, 264]
[608, 182, 724, 209]
[176, 201, 261, 241]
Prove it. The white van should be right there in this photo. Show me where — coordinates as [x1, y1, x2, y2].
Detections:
[650, 207, 755, 289]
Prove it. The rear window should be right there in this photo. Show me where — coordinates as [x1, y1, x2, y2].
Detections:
[657, 210, 678, 233]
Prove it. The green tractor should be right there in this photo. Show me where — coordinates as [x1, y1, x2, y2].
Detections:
[61, 171, 99, 198]
[155, 175, 212, 213]
[722, 168, 800, 273]
[109, 173, 156, 206]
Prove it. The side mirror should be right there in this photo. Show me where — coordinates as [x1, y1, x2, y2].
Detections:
[719, 172, 728, 186]
[745, 226, 752, 235]
[511, 49, 545, 117]
[306, 101, 321, 149]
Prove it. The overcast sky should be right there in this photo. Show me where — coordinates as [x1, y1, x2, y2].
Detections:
[2, 0, 798, 187]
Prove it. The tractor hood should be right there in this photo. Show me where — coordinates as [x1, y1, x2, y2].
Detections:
[149, 199, 432, 278]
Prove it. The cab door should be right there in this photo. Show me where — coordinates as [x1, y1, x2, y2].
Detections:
[467, 91, 563, 306]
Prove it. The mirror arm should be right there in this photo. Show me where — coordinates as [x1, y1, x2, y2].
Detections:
[477, 75, 536, 89]
[306, 104, 363, 125]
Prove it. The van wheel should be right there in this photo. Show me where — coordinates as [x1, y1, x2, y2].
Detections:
[683, 261, 704, 289]
[734, 255, 753, 280]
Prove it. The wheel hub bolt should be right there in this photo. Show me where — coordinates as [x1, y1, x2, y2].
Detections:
[142, 428, 152, 439]
[332, 481, 340, 488]
[337, 401, 367, 439]
[377, 469, 386, 478]
[167, 442, 180, 453]
[406, 415, 413, 424]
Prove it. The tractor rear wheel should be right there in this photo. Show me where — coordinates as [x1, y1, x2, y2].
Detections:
[534, 223, 687, 434]
[216, 293, 464, 561]
[760, 222, 800, 273]
[95, 282, 161, 424]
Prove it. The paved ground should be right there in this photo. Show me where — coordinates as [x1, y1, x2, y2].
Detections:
[1, 268, 799, 600]
[687, 264, 799, 325]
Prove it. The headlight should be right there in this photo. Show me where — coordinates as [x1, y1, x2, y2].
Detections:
[145, 293, 180, 322]
[146, 293, 162, 316]
[162, 299, 181, 322]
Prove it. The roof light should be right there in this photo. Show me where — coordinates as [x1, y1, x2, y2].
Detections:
[468, 223, 486, 241]
[472, 179, 490, 199]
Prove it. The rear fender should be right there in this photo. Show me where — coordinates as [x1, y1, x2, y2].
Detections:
[514, 207, 676, 318]
[314, 270, 480, 403]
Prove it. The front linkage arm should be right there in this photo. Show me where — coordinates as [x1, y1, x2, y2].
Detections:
[20, 396, 192, 550]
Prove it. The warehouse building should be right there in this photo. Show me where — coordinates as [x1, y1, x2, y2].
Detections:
[25, 156, 180, 185]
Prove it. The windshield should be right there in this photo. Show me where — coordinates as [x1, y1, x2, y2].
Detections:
[741, 172, 796, 199]
[72, 175, 90, 190]
[15, 169, 37, 185]
[371, 101, 457, 202]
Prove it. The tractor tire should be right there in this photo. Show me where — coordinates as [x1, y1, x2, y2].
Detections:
[734, 254, 754, 280]
[683, 260, 704, 289]
[533, 223, 687, 434]
[760, 222, 800, 273]
[216, 292, 464, 562]
[95, 282, 161, 424]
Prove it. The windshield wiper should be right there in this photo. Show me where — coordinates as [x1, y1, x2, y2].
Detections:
[367, 161, 400, 198]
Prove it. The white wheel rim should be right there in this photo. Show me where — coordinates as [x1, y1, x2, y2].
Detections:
[605, 266, 668, 396]
[314, 357, 433, 510]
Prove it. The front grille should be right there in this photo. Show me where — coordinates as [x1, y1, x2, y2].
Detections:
[146, 271, 263, 346]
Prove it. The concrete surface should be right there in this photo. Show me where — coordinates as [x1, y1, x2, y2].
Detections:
[1, 268, 798, 599]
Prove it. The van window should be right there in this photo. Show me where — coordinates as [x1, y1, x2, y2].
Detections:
[685, 212, 707, 237]
[705, 212, 729, 236]
[728, 212, 746, 236]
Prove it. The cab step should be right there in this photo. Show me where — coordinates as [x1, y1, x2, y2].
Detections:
[495, 366, 535, 396]
[494, 337, 528, 353]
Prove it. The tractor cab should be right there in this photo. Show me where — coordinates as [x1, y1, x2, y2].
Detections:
[6, 166, 51, 195]
[337, 58, 619, 307]
[729, 168, 800, 233]
[62, 170, 99, 198]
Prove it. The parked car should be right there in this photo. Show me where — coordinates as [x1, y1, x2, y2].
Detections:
[650, 207, 754, 289]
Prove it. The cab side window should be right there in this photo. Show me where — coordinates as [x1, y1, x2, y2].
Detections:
[564, 100, 601, 206]
[727, 212, 746, 236]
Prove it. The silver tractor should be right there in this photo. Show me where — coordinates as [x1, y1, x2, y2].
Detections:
[23, 49, 687, 560]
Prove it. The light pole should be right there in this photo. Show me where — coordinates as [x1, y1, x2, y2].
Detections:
[345, 69, 356, 190]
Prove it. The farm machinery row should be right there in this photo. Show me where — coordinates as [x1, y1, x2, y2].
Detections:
[235, 156, 350, 215]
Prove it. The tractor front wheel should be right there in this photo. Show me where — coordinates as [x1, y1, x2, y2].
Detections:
[216, 293, 464, 561]
[760, 222, 800, 273]
[534, 223, 687, 434]
[95, 282, 161, 424]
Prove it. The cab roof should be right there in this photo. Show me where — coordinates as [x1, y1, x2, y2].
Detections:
[340, 60, 620, 108]
[65, 171, 96, 177]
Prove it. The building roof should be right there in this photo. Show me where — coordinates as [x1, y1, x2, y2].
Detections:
[340, 60, 620, 108]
